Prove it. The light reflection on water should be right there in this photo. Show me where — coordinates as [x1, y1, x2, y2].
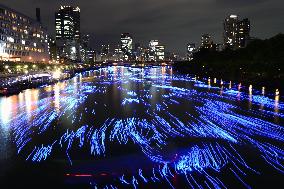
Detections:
[0, 66, 283, 188]
[0, 97, 12, 126]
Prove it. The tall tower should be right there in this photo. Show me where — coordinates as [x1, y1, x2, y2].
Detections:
[224, 15, 250, 49]
[201, 34, 213, 49]
[55, 6, 80, 40]
[224, 15, 238, 49]
[120, 33, 133, 60]
[149, 40, 159, 61]
[187, 43, 196, 61]
[237, 18, 250, 48]
[149, 40, 165, 61]
[55, 6, 81, 62]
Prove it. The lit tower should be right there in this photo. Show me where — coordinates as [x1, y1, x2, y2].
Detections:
[55, 6, 80, 40]
[187, 43, 196, 61]
[120, 33, 133, 61]
[200, 34, 213, 49]
[156, 45, 165, 61]
[224, 15, 250, 49]
[149, 40, 159, 61]
[55, 6, 81, 61]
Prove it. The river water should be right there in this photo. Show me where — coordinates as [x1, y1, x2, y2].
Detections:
[0, 66, 283, 188]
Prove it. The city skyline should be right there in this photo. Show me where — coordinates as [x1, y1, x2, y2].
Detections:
[0, 1, 284, 188]
[1, 0, 283, 54]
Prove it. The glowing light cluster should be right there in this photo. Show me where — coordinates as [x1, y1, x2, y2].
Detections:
[2, 66, 283, 189]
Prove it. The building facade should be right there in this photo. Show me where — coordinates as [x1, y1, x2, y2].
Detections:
[148, 40, 165, 61]
[224, 15, 250, 49]
[186, 43, 196, 61]
[156, 45, 165, 61]
[55, 6, 81, 62]
[55, 6, 80, 40]
[48, 36, 57, 63]
[114, 45, 123, 61]
[200, 34, 214, 49]
[149, 40, 158, 61]
[80, 34, 94, 63]
[0, 4, 49, 63]
[120, 33, 133, 61]
[199, 34, 219, 52]
[100, 44, 110, 61]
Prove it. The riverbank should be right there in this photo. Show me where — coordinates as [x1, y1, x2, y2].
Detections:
[176, 34, 284, 93]
[1, 63, 282, 97]
[0, 66, 94, 97]
[0, 63, 169, 97]
[173, 61, 283, 94]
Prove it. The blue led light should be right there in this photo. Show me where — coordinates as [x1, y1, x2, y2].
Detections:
[3, 66, 283, 189]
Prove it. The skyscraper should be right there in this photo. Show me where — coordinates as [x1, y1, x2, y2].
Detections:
[200, 34, 214, 49]
[114, 45, 123, 61]
[156, 45, 165, 61]
[55, 6, 80, 40]
[48, 37, 57, 63]
[101, 44, 110, 61]
[224, 15, 250, 49]
[149, 40, 159, 61]
[80, 34, 94, 63]
[237, 18, 250, 48]
[120, 33, 133, 61]
[86, 49, 95, 63]
[149, 40, 165, 61]
[187, 43, 196, 61]
[55, 6, 81, 62]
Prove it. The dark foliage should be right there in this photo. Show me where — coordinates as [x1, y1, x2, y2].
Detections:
[173, 34, 284, 90]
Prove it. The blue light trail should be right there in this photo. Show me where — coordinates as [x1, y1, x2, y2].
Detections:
[1, 66, 283, 189]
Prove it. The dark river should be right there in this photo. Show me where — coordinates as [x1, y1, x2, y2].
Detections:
[0, 66, 283, 189]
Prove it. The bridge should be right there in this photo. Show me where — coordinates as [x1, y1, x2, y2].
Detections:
[97, 61, 174, 67]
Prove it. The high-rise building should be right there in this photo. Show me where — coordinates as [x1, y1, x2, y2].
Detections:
[101, 44, 110, 61]
[48, 37, 57, 63]
[149, 40, 159, 51]
[237, 18, 250, 48]
[199, 34, 218, 52]
[133, 43, 149, 61]
[55, 6, 80, 40]
[149, 40, 159, 61]
[101, 45, 109, 56]
[55, 6, 81, 62]
[114, 45, 123, 61]
[80, 34, 94, 63]
[187, 43, 196, 61]
[0, 4, 49, 62]
[200, 34, 214, 49]
[86, 49, 95, 63]
[156, 45, 165, 61]
[81, 34, 90, 48]
[120, 33, 133, 61]
[224, 15, 250, 49]
[148, 40, 165, 61]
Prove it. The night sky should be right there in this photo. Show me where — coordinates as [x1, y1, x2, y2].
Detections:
[1, 0, 284, 54]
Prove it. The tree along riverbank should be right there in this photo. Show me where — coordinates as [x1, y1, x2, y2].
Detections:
[173, 34, 284, 92]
